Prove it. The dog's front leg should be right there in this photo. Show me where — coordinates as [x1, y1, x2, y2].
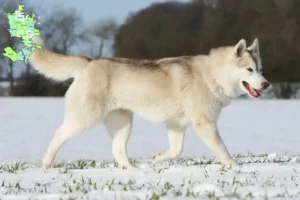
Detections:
[152, 123, 186, 163]
[193, 118, 237, 166]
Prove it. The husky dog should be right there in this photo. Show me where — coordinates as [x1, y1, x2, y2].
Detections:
[29, 37, 269, 169]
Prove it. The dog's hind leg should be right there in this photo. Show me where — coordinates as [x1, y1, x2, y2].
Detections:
[41, 110, 98, 170]
[42, 118, 86, 169]
[152, 123, 186, 163]
[41, 83, 102, 170]
[104, 109, 133, 169]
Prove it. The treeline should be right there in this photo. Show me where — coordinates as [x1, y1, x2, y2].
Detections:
[1, 0, 300, 98]
[114, 0, 300, 98]
[0, 0, 117, 96]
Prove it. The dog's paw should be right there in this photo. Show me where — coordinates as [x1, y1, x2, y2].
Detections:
[41, 156, 52, 170]
[151, 152, 164, 163]
[118, 164, 135, 170]
[221, 159, 238, 167]
[41, 161, 50, 170]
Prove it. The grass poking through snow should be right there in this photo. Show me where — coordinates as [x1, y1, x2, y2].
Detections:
[0, 153, 300, 199]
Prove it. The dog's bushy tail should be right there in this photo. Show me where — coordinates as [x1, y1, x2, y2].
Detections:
[29, 36, 90, 81]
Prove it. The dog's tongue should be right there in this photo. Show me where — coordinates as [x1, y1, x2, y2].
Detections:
[249, 86, 261, 98]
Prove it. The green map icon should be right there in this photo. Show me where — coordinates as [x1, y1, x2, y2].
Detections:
[3, 4, 42, 64]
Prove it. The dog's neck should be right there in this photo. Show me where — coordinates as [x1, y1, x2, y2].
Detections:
[196, 56, 236, 106]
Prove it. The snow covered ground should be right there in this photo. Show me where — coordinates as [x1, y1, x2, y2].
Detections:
[0, 98, 300, 199]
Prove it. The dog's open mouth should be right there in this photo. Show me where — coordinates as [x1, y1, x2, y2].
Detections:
[242, 81, 262, 98]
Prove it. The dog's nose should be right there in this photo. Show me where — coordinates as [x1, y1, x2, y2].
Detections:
[261, 82, 269, 90]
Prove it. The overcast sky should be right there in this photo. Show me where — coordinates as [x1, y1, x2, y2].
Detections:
[26, 0, 189, 25]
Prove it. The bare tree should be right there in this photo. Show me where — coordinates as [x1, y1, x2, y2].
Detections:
[89, 19, 118, 58]
[12, 6, 87, 96]
[38, 8, 85, 55]
[0, 2, 18, 91]
[192, 0, 218, 7]
[0, 0, 35, 92]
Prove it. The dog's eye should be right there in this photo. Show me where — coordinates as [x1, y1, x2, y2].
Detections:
[247, 68, 253, 72]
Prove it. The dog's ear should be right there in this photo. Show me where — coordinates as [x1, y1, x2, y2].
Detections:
[247, 38, 259, 55]
[234, 39, 247, 57]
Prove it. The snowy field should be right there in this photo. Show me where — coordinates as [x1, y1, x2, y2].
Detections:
[0, 98, 300, 199]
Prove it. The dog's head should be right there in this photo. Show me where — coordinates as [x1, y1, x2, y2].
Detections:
[211, 38, 269, 98]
